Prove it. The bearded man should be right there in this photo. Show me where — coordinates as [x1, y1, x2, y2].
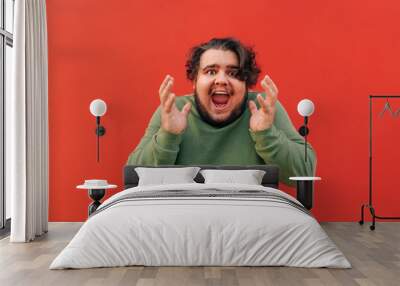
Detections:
[127, 38, 316, 185]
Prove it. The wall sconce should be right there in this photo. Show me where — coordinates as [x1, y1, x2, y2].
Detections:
[297, 99, 315, 162]
[89, 99, 107, 162]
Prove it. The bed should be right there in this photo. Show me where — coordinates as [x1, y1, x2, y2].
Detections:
[50, 165, 351, 269]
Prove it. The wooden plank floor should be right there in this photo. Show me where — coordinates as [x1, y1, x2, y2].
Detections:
[0, 222, 399, 286]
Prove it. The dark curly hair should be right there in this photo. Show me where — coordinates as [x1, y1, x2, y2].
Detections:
[185, 37, 261, 88]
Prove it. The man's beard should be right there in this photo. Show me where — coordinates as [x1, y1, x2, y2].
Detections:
[194, 90, 248, 128]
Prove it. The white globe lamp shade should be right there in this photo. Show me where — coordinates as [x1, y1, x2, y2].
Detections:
[90, 99, 107, 117]
[297, 99, 315, 117]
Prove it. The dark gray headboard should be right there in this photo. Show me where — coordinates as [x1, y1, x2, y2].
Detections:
[124, 165, 279, 189]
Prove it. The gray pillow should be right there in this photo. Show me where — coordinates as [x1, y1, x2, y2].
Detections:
[200, 169, 266, 185]
[135, 167, 201, 186]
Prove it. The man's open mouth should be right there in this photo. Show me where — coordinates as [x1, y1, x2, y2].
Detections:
[211, 90, 230, 110]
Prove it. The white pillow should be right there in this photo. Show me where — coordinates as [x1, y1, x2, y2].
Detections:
[135, 167, 200, 186]
[200, 169, 266, 185]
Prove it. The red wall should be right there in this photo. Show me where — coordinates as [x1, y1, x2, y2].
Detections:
[47, 0, 400, 222]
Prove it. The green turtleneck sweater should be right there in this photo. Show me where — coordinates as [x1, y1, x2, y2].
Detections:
[127, 92, 316, 186]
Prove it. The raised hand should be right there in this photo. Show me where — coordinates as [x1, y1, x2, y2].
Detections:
[248, 75, 279, 132]
[159, 75, 192, 135]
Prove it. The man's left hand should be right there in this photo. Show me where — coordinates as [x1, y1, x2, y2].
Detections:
[248, 75, 279, 132]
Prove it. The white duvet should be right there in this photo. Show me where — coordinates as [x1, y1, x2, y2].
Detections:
[50, 183, 351, 269]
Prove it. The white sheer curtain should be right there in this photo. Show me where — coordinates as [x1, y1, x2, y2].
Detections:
[8, 0, 48, 242]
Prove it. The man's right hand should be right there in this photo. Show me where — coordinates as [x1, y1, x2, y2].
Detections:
[159, 75, 192, 135]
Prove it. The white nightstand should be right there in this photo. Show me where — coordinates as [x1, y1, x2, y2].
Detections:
[77, 180, 117, 216]
[289, 177, 321, 210]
